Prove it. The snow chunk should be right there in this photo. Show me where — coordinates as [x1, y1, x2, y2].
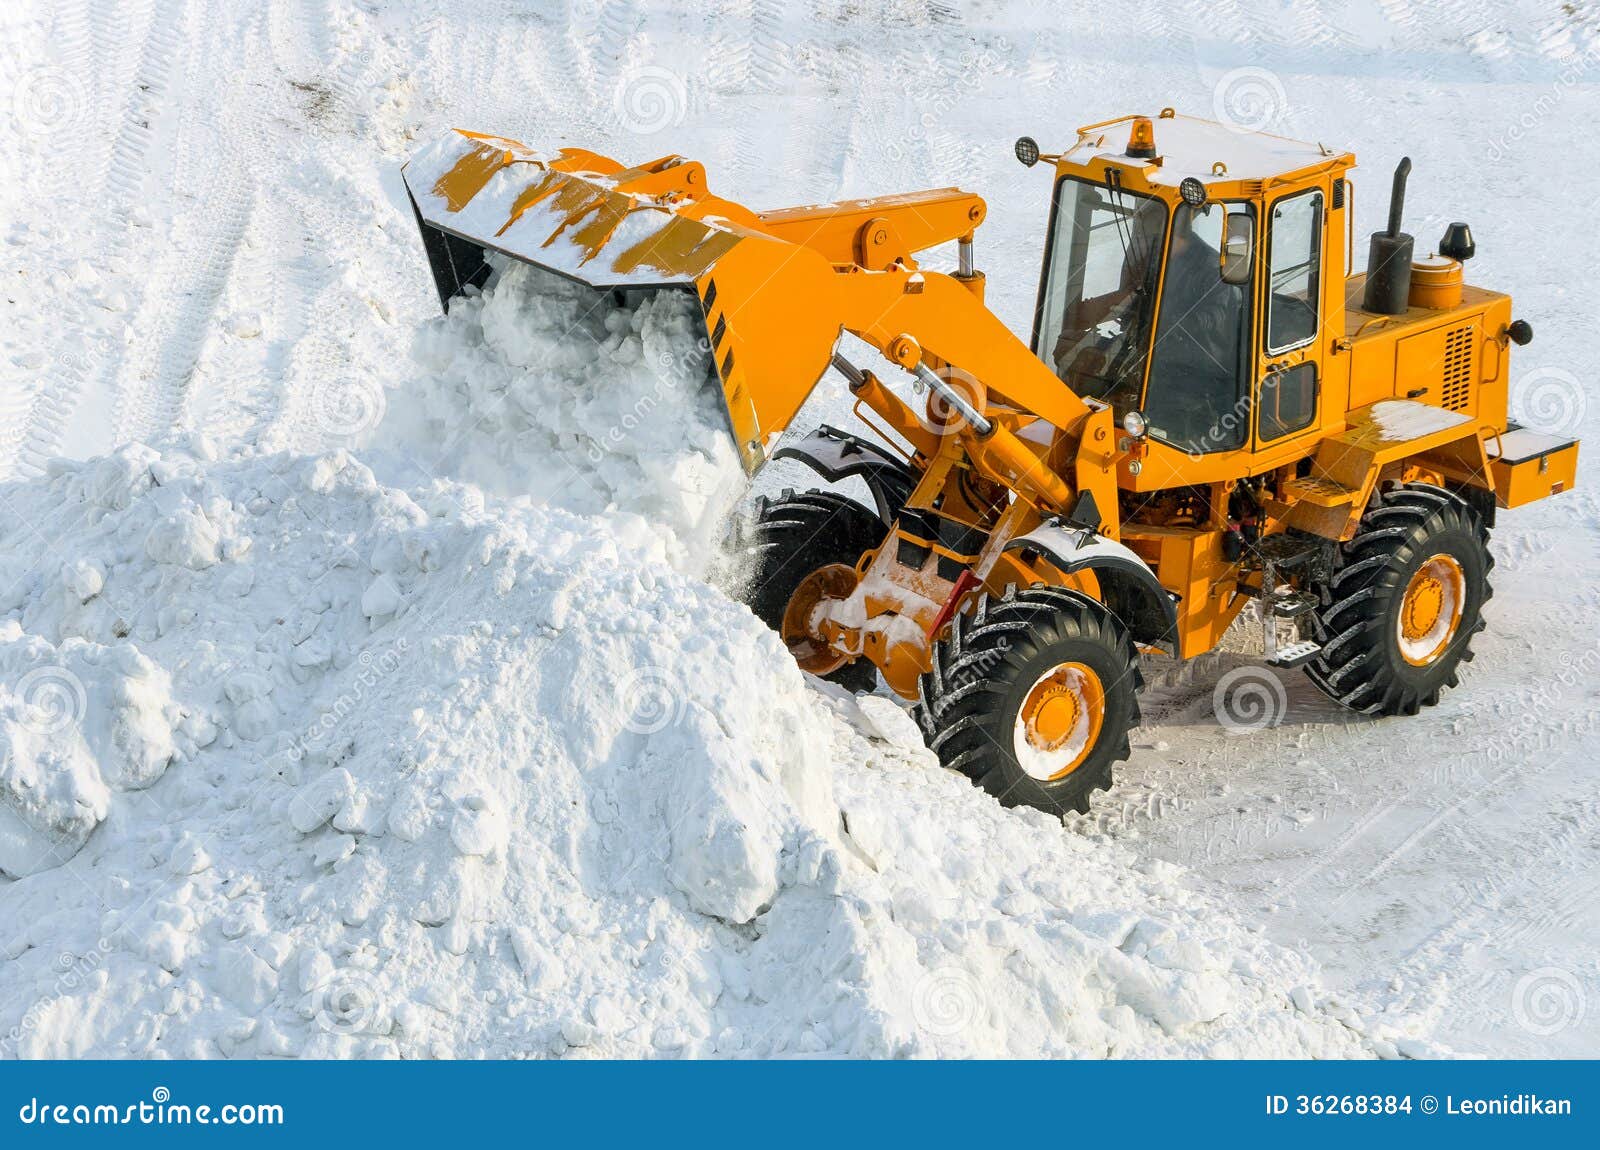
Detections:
[374, 261, 743, 578]
[0, 692, 106, 877]
[145, 506, 222, 569]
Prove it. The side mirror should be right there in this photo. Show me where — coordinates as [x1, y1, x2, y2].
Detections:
[1220, 210, 1254, 285]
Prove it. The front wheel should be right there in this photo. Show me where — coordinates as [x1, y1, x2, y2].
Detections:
[743, 489, 885, 693]
[914, 586, 1143, 816]
[1305, 483, 1491, 715]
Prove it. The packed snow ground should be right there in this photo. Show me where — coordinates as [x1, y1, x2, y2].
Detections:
[2, 0, 1597, 1056]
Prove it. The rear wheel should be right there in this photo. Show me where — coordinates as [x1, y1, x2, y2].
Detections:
[1305, 483, 1491, 715]
[744, 489, 885, 693]
[914, 586, 1142, 816]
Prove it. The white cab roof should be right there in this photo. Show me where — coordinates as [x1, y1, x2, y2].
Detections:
[1076, 114, 1349, 186]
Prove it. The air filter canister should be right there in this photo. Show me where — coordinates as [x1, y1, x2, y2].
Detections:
[1408, 254, 1463, 310]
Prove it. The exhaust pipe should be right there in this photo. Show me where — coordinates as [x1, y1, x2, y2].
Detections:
[1361, 157, 1414, 316]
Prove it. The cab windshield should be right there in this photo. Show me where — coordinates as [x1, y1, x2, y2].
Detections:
[1035, 177, 1168, 411]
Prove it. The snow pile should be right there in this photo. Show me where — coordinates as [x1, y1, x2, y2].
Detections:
[0, 438, 819, 1054]
[375, 261, 744, 576]
[0, 266, 1439, 1058]
[0, 437, 1437, 1058]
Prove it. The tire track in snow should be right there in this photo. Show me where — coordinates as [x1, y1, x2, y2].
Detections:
[87, 0, 185, 447]
[1395, 792, 1600, 966]
[268, 1, 397, 454]
[186, 0, 373, 451]
[223, 0, 332, 446]
[113, 0, 261, 444]
[452, 0, 529, 135]
[1382, 796, 1600, 1053]
[183, 2, 325, 445]
[9, 0, 167, 476]
[2, 0, 94, 475]
[276, 185, 360, 452]
[515, 5, 607, 145]
[131, 181, 254, 440]
[84, 0, 141, 149]
[554, 0, 639, 150]
[249, 0, 437, 455]
[185, 187, 278, 445]
[503, 17, 580, 145]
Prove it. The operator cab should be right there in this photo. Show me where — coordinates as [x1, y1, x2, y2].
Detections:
[1028, 112, 1349, 465]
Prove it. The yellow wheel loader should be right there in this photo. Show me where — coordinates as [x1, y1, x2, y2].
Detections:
[403, 112, 1578, 816]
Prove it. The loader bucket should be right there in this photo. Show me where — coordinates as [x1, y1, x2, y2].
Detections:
[403, 130, 847, 473]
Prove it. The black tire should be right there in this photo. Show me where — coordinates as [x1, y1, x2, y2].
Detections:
[743, 489, 885, 693]
[913, 586, 1142, 816]
[1305, 483, 1491, 716]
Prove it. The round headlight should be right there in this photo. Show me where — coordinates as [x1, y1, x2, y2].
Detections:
[1179, 177, 1207, 207]
[1122, 410, 1148, 438]
[1014, 136, 1040, 168]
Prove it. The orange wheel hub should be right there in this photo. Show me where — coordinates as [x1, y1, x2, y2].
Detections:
[780, 563, 857, 675]
[1013, 661, 1106, 781]
[1397, 553, 1466, 667]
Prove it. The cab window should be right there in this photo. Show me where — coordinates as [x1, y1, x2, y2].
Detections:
[1035, 178, 1168, 413]
[1140, 203, 1252, 454]
[1265, 190, 1322, 353]
[1258, 363, 1318, 441]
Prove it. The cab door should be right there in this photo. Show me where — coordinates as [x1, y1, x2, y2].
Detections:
[1254, 185, 1327, 453]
